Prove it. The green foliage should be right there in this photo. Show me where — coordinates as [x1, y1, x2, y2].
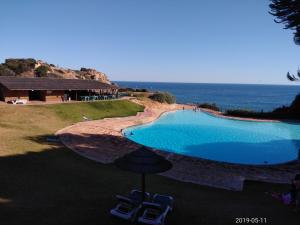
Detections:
[290, 93, 300, 113]
[4, 58, 36, 74]
[119, 88, 148, 92]
[270, 1, 300, 81]
[149, 92, 176, 104]
[135, 88, 147, 92]
[35, 65, 50, 77]
[0, 64, 15, 76]
[225, 94, 300, 120]
[132, 92, 150, 98]
[198, 103, 220, 111]
[80, 67, 89, 72]
[225, 109, 258, 117]
[269, 0, 300, 44]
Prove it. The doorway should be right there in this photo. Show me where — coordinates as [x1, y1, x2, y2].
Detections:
[28, 90, 44, 101]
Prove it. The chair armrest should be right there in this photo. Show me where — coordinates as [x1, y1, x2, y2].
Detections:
[116, 195, 134, 204]
[142, 201, 162, 210]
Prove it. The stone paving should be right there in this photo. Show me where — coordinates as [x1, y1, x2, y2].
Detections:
[56, 98, 300, 191]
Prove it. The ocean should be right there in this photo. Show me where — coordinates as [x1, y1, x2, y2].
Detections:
[115, 81, 300, 112]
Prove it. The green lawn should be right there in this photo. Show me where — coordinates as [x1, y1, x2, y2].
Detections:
[0, 100, 299, 225]
[0, 100, 144, 155]
[41, 100, 145, 123]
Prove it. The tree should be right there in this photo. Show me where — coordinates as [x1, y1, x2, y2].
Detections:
[149, 92, 176, 104]
[269, 0, 300, 81]
[269, 0, 300, 44]
[287, 69, 300, 81]
[0, 64, 15, 76]
[35, 65, 50, 77]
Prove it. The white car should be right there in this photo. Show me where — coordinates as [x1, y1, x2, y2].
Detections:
[8, 99, 27, 105]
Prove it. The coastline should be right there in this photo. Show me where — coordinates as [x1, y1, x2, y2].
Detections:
[56, 98, 300, 191]
[198, 107, 280, 122]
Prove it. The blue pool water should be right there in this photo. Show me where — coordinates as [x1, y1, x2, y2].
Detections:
[125, 110, 300, 165]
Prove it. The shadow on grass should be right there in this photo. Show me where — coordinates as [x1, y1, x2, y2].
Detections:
[25, 135, 62, 146]
[0, 140, 300, 225]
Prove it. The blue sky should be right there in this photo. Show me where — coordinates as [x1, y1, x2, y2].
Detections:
[0, 0, 299, 84]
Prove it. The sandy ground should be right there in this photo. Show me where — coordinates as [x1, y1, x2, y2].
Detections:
[56, 98, 300, 191]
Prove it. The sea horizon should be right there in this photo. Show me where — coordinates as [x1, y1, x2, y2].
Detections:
[115, 80, 300, 87]
[115, 81, 300, 112]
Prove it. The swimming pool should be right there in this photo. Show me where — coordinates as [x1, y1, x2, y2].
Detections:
[124, 110, 300, 165]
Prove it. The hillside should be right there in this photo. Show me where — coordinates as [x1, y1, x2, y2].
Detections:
[0, 58, 111, 84]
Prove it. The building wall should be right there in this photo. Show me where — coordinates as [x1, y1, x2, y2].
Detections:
[0, 87, 118, 103]
[0, 87, 65, 103]
[44, 90, 65, 102]
[0, 86, 29, 102]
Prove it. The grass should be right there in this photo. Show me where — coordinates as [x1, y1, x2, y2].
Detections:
[0, 99, 299, 225]
[0, 100, 144, 155]
[41, 100, 145, 123]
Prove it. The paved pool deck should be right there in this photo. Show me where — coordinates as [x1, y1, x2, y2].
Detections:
[56, 98, 300, 191]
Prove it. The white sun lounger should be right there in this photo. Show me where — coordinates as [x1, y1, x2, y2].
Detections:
[138, 194, 174, 225]
[110, 189, 150, 221]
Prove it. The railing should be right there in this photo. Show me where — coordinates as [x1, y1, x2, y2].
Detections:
[79, 95, 118, 102]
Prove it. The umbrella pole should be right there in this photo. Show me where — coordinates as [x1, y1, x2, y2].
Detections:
[142, 173, 145, 201]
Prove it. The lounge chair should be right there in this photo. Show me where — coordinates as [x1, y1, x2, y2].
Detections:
[110, 189, 150, 221]
[138, 194, 174, 225]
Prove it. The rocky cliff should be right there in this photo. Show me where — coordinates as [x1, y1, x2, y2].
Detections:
[0, 58, 111, 84]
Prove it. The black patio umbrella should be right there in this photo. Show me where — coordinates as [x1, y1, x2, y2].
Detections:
[114, 146, 173, 200]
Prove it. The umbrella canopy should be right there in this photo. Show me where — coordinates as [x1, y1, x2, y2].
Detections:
[114, 146, 172, 200]
[115, 146, 172, 174]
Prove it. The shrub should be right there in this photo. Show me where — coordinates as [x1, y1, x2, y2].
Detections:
[149, 92, 176, 104]
[35, 65, 50, 77]
[135, 88, 148, 92]
[4, 58, 36, 74]
[197, 103, 220, 111]
[225, 109, 256, 117]
[132, 92, 151, 98]
[80, 67, 89, 72]
[118, 88, 148, 92]
[119, 88, 134, 92]
[225, 106, 300, 120]
[0, 64, 16, 76]
[290, 94, 300, 113]
[223, 93, 300, 120]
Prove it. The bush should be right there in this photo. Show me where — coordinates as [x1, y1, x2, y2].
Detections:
[80, 67, 90, 72]
[119, 88, 148, 92]
[197, 103, 220, 111]
[225, 109, 256, 117]
[149, 92, 176, 104]
[35, 65, 50, 77]
[223, 93, 300, 120]
[135, 88, 148, 92]
[132, 92, 150, 98]
[224, 108, 298, 120]
[0, 64, 15, 76]
[290, 94, 300, 113]
[4, 58, 36, 74]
